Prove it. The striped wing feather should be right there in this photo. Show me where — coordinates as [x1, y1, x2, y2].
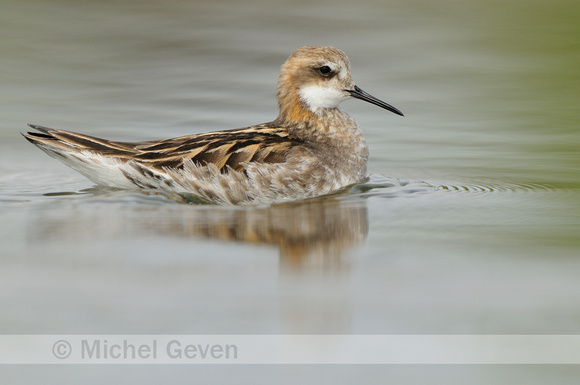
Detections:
[25, 124, 301, 173]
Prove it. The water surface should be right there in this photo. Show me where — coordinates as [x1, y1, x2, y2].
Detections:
[1, 0, 579, 383]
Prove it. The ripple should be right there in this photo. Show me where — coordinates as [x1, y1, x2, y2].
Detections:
[6, 170, 577, 208]
[434, 179, 577, 195]
[345, 175, 579, 201]
[344, 175, 436, 200]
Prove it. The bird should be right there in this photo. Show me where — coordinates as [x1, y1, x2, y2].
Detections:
[23, 46, 403, 205]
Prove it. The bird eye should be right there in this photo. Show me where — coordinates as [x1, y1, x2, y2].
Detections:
[317, 66, 332, 76]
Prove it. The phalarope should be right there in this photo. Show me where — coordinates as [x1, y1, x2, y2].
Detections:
[23, 46, 403, 205]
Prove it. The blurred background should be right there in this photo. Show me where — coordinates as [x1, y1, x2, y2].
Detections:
[1, 0, 579, 383]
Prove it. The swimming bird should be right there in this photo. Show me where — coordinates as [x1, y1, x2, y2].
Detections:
[23, 46, 403, 205]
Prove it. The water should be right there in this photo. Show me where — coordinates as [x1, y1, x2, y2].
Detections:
[1, 0, 579, 382]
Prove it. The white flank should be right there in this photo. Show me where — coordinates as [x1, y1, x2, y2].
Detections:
[35, 145, 147, 189]
[58, 151, 137, 189]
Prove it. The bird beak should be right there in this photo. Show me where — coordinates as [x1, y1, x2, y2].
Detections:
[347, 86, 404, 116]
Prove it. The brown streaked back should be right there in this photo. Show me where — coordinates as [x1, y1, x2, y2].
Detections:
[24, 124, 304, 174]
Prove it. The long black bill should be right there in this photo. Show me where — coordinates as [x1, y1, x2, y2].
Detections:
[347, 85, 404, 116]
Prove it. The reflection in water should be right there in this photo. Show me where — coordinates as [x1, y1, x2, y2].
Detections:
[190, 200, 368, 268]
[28, 192, 368, 333]
[28, 193, 368, 268]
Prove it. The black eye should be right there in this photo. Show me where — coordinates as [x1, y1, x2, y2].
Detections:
[317, 66, 332, 76]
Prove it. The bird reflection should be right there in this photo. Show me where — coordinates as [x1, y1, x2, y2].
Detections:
[186, 199, 367, 267]
[29, 191, 368, 267]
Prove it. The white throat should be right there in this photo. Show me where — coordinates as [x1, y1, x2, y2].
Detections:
[298, 85, 349, 113]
